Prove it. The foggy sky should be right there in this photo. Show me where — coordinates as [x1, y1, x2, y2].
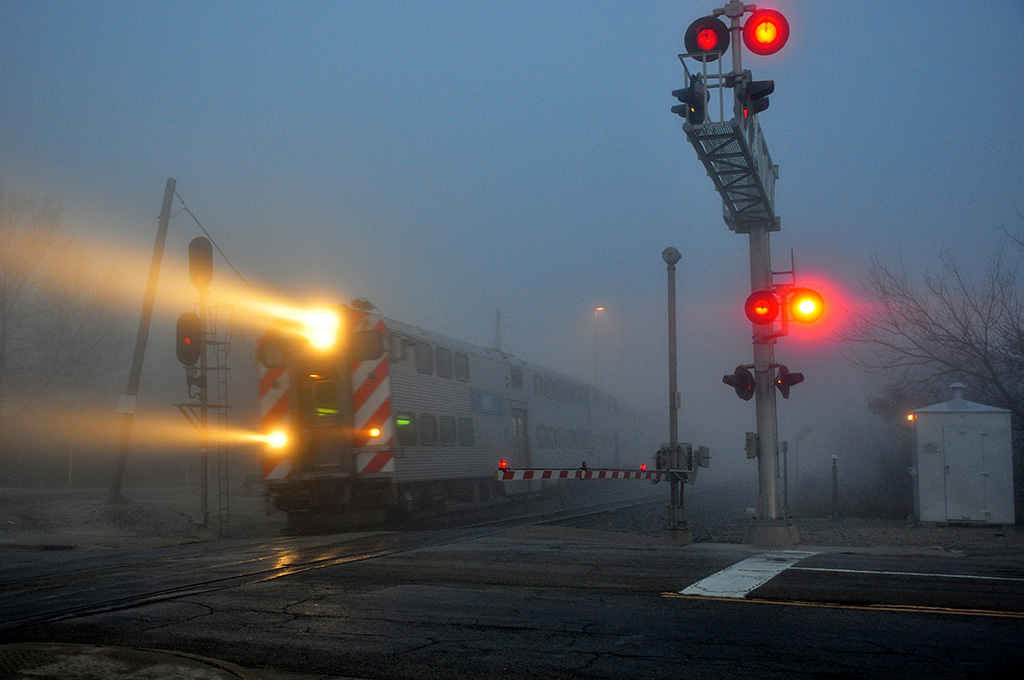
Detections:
[2, 0, 1023, 482]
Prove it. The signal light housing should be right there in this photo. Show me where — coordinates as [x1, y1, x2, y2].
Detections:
[743, 9, 790, 56]
[176, 312, 202, 366]
[188, 237, 213, 289]
[722, 365, 755, 401]
[775, 365, 804, 399]
[671, 74, 710, 126]
[738, 78, 775, 118]
[744, 290, 779, 325]
[684, 15, 730, 61]
[789, 288, 825, 324]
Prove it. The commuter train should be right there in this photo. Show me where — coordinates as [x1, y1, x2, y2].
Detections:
[257, 299, 647, 525]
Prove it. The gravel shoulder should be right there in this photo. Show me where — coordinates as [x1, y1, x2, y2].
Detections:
[0, 485, 285, 549]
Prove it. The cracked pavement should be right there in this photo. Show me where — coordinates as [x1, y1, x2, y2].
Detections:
[7, 527, 1024, 679]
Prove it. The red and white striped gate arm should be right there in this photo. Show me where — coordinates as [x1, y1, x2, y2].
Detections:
[495, 468, 666, 482]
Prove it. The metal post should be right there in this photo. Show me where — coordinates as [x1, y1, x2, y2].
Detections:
[748, 224, 781, 520]
[744, 224, 798, 546]
[781, 440, 788, 516]
[109, 178, 176, 504]
[662, 247, 684, 532]
[794, 425, 813, 514]
[725, 0, 744, 77]
[831, 455, 839, 521]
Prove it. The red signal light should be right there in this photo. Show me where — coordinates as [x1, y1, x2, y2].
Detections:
[499, 459, 507, 471]
[684, 15, 730, 62]
[640, 463, 647, 472]
[696, 27, 719, 51]
[175, 312, 202, 366]
[789, 288, 825, 323]
[743, 9, 790, 56]
[744, 290, 780, 325]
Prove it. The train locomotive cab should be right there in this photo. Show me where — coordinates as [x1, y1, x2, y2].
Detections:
[257, 302, 391, 525]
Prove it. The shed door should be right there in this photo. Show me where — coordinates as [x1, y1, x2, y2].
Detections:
[943, 426, 987, 521]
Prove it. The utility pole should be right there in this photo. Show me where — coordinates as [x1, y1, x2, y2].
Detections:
[109, 177, 175, 504]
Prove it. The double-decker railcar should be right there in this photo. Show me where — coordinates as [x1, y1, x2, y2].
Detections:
[257, 299, 641, 525]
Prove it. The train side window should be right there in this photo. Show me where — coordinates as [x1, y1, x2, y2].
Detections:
[436, 347, 453, 379]
[439, 417, 456, 445]
[536, 425, 548, 449]
[419, 415, 437, 445]
[415, 342, 434, 375]
[544, 376, 554, 399]
[454, 353, 469, 381]
[458, 417, 474, 446]
[533, 374, 543, 396]
[556, 427, 567, 450]
[390, 335, 407, 363]
[510, 413, 525, 440]
[352, 330, 384, 361]
[396, 413, 416, 446]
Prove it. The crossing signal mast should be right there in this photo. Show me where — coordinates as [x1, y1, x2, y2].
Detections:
[672, 2, 819, 546]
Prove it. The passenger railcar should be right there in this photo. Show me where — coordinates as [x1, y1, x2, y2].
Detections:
[257, 299, 642, 524]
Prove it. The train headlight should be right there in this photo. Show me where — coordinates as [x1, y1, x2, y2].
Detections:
[267, 430, 289, 450]
[302, 309, 341, 351]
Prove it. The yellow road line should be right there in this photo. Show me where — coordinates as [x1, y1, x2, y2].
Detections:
[661, 592, 1024, 619]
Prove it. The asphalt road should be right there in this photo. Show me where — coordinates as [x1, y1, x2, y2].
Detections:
[3, 524, 1023, 679]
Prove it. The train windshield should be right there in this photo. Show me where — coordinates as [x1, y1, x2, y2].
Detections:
[303, 372, 340, 421]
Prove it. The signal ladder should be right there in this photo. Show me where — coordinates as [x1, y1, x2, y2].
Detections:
[679, 55, 780, 234]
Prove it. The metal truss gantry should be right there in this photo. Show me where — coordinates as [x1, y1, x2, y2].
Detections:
[684, 113, 779, 234]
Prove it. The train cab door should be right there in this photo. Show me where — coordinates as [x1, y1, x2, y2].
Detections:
[510, 406, 530, 468]
[298, 369, 355, 473]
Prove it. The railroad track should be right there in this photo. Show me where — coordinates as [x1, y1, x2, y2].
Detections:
[0, 484, 709, 632]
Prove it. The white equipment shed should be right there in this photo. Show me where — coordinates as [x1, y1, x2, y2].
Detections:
[911, 383, 1015, 525]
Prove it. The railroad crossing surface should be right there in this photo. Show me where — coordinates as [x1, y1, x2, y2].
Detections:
[3, 524, 1022, 679]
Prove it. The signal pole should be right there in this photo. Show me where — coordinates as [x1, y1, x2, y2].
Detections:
[199, 285, 209, 528]
[675, 2, 799, 545]
[748, 223, 786, 526]
[184, 236, 214, 528]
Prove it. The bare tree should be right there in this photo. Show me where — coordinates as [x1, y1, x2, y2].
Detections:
[846, 244, 1024, 427]
[0, 186, 129, 478]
